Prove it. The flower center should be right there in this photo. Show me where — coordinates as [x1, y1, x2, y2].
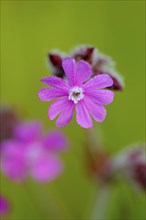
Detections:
[26, 142, 43, 164]
[68, 87, 84, 104]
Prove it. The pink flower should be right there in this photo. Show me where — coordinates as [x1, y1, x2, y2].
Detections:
[38, 58, 114, 128]
[0, 121, 68, 182]
[0, 195, 10, 216]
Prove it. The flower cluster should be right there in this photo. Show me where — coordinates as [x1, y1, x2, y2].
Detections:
[47, 45, 124, 91]
[38, 58, 114, 128]
[0, 121, 68, 182]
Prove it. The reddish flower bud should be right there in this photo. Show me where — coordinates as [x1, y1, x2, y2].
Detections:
[0, 106, 20, 143]
[113, 144, 146, 190]
[127, 145, 146, 190]
[107, 74, 124, 91]
[85, 147, 113, 183]
[47, 52, 65, 78]
[49, 54, 62, 66]
[71, 45, 95, 64]
[47, 45, 124, 91]
[92, 52, 124, 91]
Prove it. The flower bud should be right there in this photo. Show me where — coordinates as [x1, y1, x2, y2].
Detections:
[0, 106, 20, 143]
[85, 147, 113, 183]
[113, 144, 146, 190]
[47, 45, 124, 91]
[71, 45, 95, 64]
[47, 51, 66, 78]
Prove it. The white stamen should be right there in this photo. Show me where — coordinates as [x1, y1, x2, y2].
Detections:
[68, 87, 84, 104]
[26, 143, 43, 164]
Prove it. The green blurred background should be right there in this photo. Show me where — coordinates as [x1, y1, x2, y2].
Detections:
[1, 0, 145, 219]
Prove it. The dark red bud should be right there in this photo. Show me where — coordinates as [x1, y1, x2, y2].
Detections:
[48, 54, 62, 67]
[108, 74, 124, 91]
[133, 163, 146, 190]
[0, 107, 20, 143]
[48, 53, 65, 78]
[73, 47, 95, 64]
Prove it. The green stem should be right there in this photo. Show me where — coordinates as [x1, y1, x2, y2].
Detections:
[91, 185, 110, 220]
[86, 124, 104, 151]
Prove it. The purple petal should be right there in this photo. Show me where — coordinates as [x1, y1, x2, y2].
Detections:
[1, 141, 26, 181]
[14, 121, 42, 142]
[41, 76, 70, 91]
[76, 101, 92, 128]
[75, 60, 92, 85]
[48, 97, 69, 120]
[83, 74, 113, 90]
[83, 96, 106, 122]
[56, 101, 75, 127]
[62, 58, 76, 86]
[43, 131, 68, 151]
[85, 90, 114, 105]
[38, 88, 67, 102]
[0, 195, 10, 216]
[31, 154, 63, 182]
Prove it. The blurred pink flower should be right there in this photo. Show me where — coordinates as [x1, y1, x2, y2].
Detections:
[47, 45, 124, 91]
[38, 58, 114, 128]
[0, 195, 10, 216]
[0, 121, 68, 182]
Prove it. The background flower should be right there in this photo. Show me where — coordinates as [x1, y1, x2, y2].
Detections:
[0, 121, 68, 182]
[0, 195, 10, 216]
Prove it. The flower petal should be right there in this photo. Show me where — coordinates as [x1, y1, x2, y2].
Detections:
[0, 195, 10, 215]
[31, 154, 63, 182]
[62, 58, 76, 86]
[41, 76, 69, 91]
[75, 60, 92, 85]
[85, 90, 114, 105]
[38, 88, 67, 102]
[83, 96, 106, 122]
[48, 97, 69, 120]
[43, 131, 68, 151]
[76, 101, 92, 128]
[83, 74, 113, 90]
[56, 101, 75, 127]
[1, 141, 26, 181]
[14, 121, 42, 142]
